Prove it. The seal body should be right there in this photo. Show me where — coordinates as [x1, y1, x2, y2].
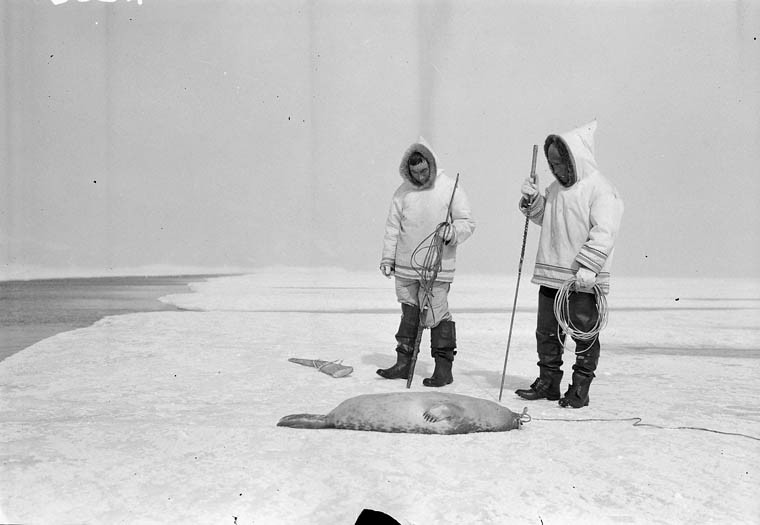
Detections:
[277, 392, 523, 434]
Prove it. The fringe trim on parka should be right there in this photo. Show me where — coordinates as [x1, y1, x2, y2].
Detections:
[520, 120, 623, 295]
[382, 138, 475, 282]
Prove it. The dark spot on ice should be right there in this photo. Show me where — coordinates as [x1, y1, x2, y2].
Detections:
[675, 298, 680, 301]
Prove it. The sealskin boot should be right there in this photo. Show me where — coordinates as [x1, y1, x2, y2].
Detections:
[515, 329, 563, 400]
[515, 377, 560, 401]
[558, 289, 600, 408]
[558, 373, 592, 408]
[423, 350, 454, 387]
[377, 303, 420, 380]
[423, 321, 456, 387]
[559, 324, 600, 408]
[376, 345, 413, 379]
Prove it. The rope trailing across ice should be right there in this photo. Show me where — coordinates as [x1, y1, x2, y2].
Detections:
[532, 416, 760, 441]
[482, 392, 759, 441]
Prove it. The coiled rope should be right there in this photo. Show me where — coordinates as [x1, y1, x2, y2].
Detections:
[535, 279, 759, 441]
[409, 222, 451, 325]
[553, 278, 608, 354]
[408, 174, 460, 326]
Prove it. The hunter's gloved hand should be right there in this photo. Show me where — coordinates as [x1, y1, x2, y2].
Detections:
[380, 263, 395, 278]
[521, 175, 539, 203]
[440, 222, 455, 244]
[575, 266, 597, 290]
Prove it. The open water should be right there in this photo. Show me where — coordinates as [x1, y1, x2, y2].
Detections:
[0, 275, 218, 362]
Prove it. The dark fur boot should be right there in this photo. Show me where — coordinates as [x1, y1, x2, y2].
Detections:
[377, 303, 420, 380]
[559, 330, 600, 408]
[423, 350, 454, 387]
[558, 290, 601, 408]
[423, 321, 456, 387]
[376, 345, 413, 380]
[515, 329, 563, 400]
[559, 373, 592, 408]
[515, 377, 560, 401]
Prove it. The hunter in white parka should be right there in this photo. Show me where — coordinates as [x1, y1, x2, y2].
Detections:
[520, 120, 624, 294]
[381, 140, 476, 283]
[515, 120, 623, 409]
[377, 139, 475, 388]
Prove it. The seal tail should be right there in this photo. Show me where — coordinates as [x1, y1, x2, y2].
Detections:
[277, 414, 331, 429]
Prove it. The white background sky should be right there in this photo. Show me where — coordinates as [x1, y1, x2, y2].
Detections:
[1, 0, 758, 279]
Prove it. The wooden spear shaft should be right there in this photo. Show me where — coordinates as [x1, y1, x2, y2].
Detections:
[405, 310, 427, 389]
[405, 174, 460, 388]
[498, 145, 538, 401]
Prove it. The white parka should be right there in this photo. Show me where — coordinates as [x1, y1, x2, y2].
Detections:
[381, 139, 476, 283]
[520, 121, 624, 294]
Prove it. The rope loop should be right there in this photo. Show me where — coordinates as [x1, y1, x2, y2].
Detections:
[553, 278, 608, 353]
[410, 221, 450, 322]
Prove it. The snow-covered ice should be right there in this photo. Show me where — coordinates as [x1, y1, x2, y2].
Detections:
[1, 268, 758, 524]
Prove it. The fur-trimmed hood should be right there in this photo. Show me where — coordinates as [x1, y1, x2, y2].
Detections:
[543, 120, 599, 187]
[524, 119, 623, 294]
[399, 137, 438, 190]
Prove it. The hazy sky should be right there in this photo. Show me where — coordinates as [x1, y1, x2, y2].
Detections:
[1, 0, 758, 279]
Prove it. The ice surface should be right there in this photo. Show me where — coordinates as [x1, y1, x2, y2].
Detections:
[1, 268, 758, 524]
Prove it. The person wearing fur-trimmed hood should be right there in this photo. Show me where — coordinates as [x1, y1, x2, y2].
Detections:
[377, 138, 476, 387]
[515, 120, 624, 408]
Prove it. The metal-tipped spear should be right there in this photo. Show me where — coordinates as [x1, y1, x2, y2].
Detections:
[498, 145, 538, 401]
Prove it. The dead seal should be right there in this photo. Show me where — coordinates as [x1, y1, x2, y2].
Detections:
[277, 392, 528, 434]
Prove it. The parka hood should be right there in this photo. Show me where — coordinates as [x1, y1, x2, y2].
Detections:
[543, 120, 599, 187]
[399, 137, 438, 189]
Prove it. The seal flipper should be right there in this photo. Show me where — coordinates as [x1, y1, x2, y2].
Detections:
[277, 414, 331, 429]
[422, 402, 464, 423]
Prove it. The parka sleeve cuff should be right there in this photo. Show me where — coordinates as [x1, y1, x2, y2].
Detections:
[575, 246, 607, 274]
[519, 195, 544, 222]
